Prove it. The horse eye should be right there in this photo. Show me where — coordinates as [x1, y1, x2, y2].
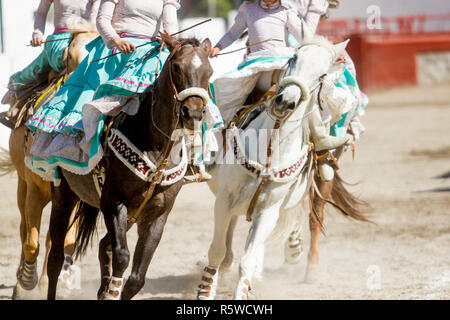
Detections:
[172, 63, 181, 74]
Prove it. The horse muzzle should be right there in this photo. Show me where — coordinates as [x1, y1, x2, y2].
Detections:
[177, 87, 209, 127]
[270, 76, 310, 120]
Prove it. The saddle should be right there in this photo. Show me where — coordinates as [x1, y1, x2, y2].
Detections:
[0, 70, 67, 129]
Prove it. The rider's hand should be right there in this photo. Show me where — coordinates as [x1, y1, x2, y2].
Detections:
[113, 38, 136, 54]
[30, 36, 44, 47]
[210, 46, 221, 58]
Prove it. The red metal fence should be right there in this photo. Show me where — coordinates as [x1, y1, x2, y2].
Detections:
[318, 14, 450, 91]
[318, 14, 450, 38]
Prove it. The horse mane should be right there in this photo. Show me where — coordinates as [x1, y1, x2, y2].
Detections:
[178, 37, 201, 48]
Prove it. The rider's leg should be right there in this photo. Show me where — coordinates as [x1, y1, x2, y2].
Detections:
[309, 106, 348, 152]
[309, 107, 348, 181]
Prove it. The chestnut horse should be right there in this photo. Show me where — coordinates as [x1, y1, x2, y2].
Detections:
[0, 29, 99, 299]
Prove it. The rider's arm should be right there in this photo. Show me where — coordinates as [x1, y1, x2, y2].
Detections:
[32, 0, 53, 40]
[215, 3, 248, 52]
[96, 0, 120, 49]
[87, 0, 101, 26]
[162, 0, 180, 35]
[97, 0, 135, 54]
[304, 0, 328, 33]
[287, 9, 306, 43]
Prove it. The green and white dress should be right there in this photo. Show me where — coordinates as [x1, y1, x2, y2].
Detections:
[25, 0, 182, 183]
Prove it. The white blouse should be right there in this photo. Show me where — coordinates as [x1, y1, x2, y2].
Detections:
[33, 0, 101, 38]
[216, 1, 304, 55]
[96, 0, 180, 48]
[284, 0, 329, 33]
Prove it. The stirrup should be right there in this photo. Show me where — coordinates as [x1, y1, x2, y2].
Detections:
[184, 170, 212, 183]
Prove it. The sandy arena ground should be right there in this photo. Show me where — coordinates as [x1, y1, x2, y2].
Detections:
[0, 84, 449, 300]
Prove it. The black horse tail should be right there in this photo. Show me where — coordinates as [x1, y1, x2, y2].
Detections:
[330, 172, 373, 223]
[72, 201, 100, 259]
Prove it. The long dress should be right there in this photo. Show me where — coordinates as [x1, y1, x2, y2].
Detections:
[25, 0, 182, 183]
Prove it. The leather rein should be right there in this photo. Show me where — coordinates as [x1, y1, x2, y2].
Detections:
[128, 40, 206, 224]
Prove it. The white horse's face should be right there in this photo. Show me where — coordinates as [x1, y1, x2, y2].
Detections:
[272, 38, 349, 119]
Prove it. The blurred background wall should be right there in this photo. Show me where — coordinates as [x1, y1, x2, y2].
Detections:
[0, 0, 449, 148]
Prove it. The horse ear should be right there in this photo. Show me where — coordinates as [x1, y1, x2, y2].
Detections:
[201, 38, 212, 54]
[302, 20, 314, 41]
[160, 32, 179, 52]
[333, 39, 350, 56]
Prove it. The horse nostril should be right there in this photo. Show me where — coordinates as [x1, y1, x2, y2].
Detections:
[275, 95, 283, 105]
[182, 106, 190, 119]
[287, 101, 296, 110]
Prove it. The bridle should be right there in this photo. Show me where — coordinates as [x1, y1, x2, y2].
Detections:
[269, 40, 338, 121]
[129, 39, 211, 224]
[151, 39, 211, 139]
[167, 40, 210, 108]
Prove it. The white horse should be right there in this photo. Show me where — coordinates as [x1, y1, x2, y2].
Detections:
[197, 32, 349, 300]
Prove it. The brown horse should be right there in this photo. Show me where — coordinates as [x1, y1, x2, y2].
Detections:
[45, 33, 213, 300]
[0, 29, 99, 299]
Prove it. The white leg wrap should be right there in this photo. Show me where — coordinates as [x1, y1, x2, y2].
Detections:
[197, 266, 218, 300]
[58, 254, 74, 288]
[285, 230, 304, 265]
[102, 276, 124, 300]
[233, 277, 251, 300]
[19, 260, 38, 290]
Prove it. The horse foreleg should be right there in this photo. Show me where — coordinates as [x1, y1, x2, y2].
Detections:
[47, 179, 78, 300]
[305, 177, 333, 283]
[38, 231, 51, 297]
[122, 210, 170, 300]
[197, 196, 233, 300]
[100, 197, 129, 300]
[221, 215, 238, 271]
[12, 178, 28, 299]
[235, 201, 282, 300]
[18, 182, 50, 291]
[97, 233, 112, 299]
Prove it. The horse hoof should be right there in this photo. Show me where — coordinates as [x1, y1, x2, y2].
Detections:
[11, 284, 18, 300]
[38, 275, 49, 297]
[233, 277, 251, 300]
[12, 281, 42, 300]
[220, 256, 234, 272]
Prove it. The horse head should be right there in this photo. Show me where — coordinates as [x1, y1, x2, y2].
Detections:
[271, 28, 349, 120]
[159, 33, 213, 130]
[63, 23, 99, 74]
